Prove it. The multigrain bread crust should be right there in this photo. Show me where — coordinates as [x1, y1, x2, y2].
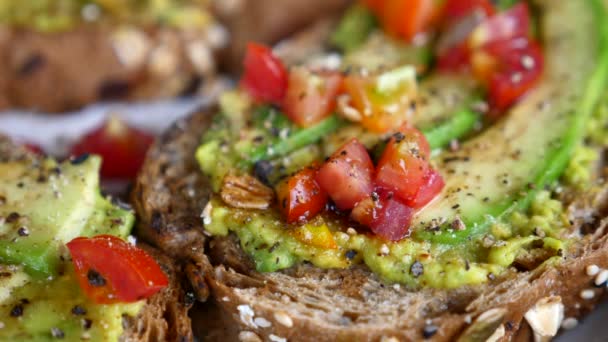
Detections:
[0, 135, 194, 342]
[0, 25, 223, 113]
[132, 110, 608, 342]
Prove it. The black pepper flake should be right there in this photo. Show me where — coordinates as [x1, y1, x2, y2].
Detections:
[184, 292, 196, 306]
[0, 195, 5, 205]
[51, 327, 65, 339]
[87, 269, 107, 287]
[71, 305, 87, 316]
[6, 212, 20, 223]
[505, 321, 515, 331]
[345, 250, 358, 260]
[17, 182, 24, 188]
[422, 324, 438, 339]
[254, 160, 274, 186]
[410, 261, 424, 278]
[70, 154, 90, 165]
[17, 227, 29, 237]
[10, 304, 23, 317]
[393, 132, 405, 143]
[82, 318, 93, 330]
[451, 204, 460, 210]
[340, 150, 348, 156]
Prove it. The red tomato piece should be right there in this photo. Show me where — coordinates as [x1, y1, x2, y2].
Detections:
[241, 43, 288, 105]
[283, 68, 343, 127]
[22, 142, 45, 155]
[276, 167, 328, 223]
[375, 127, 432, 203]
[437, 42, 471, 72]
[344, 73, 416, 134]
[486, 38, 544, 112]
[443, 0, 495, 21]
[316, 138, 374, 210]
[354, 191, 414, 241]
[410, 168, 445, 208]
[369, 195, 414, 241]
[70, 116, 154, 180]
[377, 0, 444, 42]
[469, 3, 530, 49]
[67, 235, 168, 304]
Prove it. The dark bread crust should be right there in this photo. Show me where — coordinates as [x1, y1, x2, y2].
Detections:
[133, 110, 608, 341]
[0, 25, 219, 113]
[0, 135, 194, 341]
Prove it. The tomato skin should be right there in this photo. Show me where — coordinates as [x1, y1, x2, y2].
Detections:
[70, 116, 154, 180]
[284, 68, 343, 127]
[316, 138, 375, 210]
[410, 168, 445, 208]
[486, 38, 544, 112]
[437, 42, 471, 72]
[443, 0, 494, 22]
[241, 43, 288, 105]
[376, 0, 444, 42]
[276, 167, 328, 223]
[469, 3, 530, 49]
[67, 235, 168, 304]
[22, 142, 45, 155]
[375, 128, 432, 204]
[344, 74, 416, 134]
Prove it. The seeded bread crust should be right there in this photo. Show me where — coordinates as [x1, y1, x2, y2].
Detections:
[0, 24, 223, 113]
[132, 109, 608, 341]
[0, 135, 194, 341]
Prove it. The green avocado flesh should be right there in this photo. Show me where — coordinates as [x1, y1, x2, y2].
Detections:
[0, 156, 133, 276]
[0, 0, 211, 32]
[0, 156, 141, 340]
[198, 0, 608, 288]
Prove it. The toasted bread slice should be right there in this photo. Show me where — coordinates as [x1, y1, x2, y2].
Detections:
[0, 134, 194, 341]
[132, 108, 608, 341]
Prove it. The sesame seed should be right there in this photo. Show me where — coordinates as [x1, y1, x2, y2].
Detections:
[511, 72, 523, 83]
[595, 270, 608, 286]
[273, 312, 293, 328]
[346, 227, 357, 235]
[253, 317, 272, 328]
[561, 317, 578, 330]
[380, 244, 390, 256]
[586, 265, 600, 276]
[238, 331, 262, 342]
[580, 289, 595, 300]
[269, 334, 287, 342]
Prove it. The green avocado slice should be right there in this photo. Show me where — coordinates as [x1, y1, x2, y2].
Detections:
[414, 0, 608, 243]
[0, 156, 133, 276]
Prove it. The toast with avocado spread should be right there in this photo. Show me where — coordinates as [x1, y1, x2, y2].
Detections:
[0, 134, 193, 341]
[0, 0, 225, 113]
[133, 0, 608, 340]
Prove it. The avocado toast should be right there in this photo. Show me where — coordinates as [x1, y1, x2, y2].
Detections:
[0, 134, 193, 341]
[133, 0, 608, 340]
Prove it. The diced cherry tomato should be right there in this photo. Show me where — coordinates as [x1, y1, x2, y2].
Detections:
[371, 0, 444, 42]
[375, 127, 432, 203]
[443, 0, 495, 22]
[276, 166, 328, 223]
[437, 42, 471, 72]
[241, 43, 288, 105]
[344, 72, 416, 134]
[410, 168, 445, 208]
[484, 38, 544, 112]
[363, 0, 384, 13]
[70, 116, 154, 179]
[351, 190, 414, 241]
[316, 138, 374, 210]
[283, 68, 343, 127]
[369, 194, 414, 241]
[469, 3, 530, 49]
[291, 219, 338, 249]
[67, 235, 168, 304]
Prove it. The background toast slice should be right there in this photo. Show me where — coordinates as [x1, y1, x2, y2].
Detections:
[0, 134, 194, 341]
[132, 109, 608, 341]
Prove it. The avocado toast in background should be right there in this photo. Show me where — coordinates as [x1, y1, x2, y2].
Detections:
[0, 134, 192, 341]
[133, 0, 608, 340]
[0, 0, 351, 113]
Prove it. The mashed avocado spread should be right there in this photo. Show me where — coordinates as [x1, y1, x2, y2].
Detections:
[197, 0, 608, 289]
[0, 0, 213, 32]
[0, 155, 143, 340]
